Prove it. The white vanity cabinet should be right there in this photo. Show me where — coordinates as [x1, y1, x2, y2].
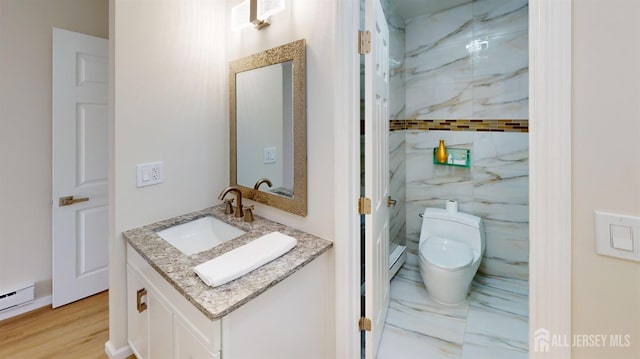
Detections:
[127, 245, 221, 359]
[126, 244, 332, 359]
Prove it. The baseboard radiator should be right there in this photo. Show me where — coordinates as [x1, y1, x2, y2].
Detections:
[389, 245, 407, 280]
[0, 283, 35, 312]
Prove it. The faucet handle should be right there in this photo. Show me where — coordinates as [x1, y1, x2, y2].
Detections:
[223, 198, 234, 214]
[243, 205, 255, 222]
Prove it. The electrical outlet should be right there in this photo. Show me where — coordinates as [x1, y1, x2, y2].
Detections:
[136, 161, 164, 187]
[151, 166, 161, 181]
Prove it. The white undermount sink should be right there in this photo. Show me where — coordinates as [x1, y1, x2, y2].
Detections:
[156, 216, 245, 255]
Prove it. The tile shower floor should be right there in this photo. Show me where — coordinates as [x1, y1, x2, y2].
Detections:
[377, 257, 529, 359]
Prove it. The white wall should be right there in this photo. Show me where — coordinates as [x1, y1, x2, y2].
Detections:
[108, 0, 226, 351]
[572, 0, 640, 357]
[0, 0, 108, 301]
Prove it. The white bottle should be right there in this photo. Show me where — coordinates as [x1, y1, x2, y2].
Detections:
[447, 154, 453, 164]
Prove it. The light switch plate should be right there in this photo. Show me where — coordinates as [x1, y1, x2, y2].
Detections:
[136, 161, 164, 187]
[595, 211, 640, 262]
[263, 147, 277, 164]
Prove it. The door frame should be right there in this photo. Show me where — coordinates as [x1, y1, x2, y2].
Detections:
[332, 0, 572, 357]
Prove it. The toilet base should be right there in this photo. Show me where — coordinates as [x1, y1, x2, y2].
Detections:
[419, 256, 479, 305]
[425, 282, 471, 306]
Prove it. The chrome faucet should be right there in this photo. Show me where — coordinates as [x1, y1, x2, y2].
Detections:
[218, 186, 244, 218]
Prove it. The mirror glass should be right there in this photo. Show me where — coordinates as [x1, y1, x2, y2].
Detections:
[235, 61, 294, 197]
[230, 39, 306, 216]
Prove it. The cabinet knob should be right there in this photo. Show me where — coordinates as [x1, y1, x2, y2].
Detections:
[136, 288, 148, 313]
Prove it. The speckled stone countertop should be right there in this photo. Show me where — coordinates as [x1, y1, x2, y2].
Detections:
[123, 204, 333, 321]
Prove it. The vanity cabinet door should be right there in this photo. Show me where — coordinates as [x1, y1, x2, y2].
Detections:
[148, 293, 173, 358]
[174, 317, 218, 359]
[127, 265, 149, 359]
[127, 265, 173, 359]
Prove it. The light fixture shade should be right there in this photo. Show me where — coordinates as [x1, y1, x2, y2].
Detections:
[257, 0, 285, 20]
[231, 0, 252, 31]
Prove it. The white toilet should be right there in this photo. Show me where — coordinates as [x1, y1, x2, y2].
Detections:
[418, 204, 486, 305]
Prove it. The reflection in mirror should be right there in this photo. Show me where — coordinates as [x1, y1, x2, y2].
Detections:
[230, 39, 306, 216]
[235, 61, 294, 197]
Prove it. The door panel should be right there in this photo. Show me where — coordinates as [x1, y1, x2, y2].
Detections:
[52, 28, 108, 307]
[76, 206, 109, 276]
[77, 104, 108, 185]
[77, 53, 108, 86]
[364, 0, 390, 356]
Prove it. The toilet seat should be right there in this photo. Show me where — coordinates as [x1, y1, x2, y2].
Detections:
[420, 236, 473, 270]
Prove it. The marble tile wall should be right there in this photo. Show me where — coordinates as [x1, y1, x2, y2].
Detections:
[382, 0, 408, 254]
[404, 130, 529, 280]
[384, 1, 406, 121]
[404, 0, 528, 120]
[385, 0, 529, 281]
[389, 131, 406, 255]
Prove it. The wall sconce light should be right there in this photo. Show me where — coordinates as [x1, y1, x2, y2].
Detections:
[232, 0, 285, 31]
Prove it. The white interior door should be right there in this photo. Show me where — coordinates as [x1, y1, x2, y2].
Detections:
[364, 0, 390, 356]
[52, 28, 108, 308]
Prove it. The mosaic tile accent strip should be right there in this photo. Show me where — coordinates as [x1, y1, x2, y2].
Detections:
[390, 119, 407, 131]
[389, 119, 528, 133]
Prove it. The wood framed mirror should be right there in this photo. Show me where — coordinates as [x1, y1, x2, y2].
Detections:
[229, 39, 306, 216]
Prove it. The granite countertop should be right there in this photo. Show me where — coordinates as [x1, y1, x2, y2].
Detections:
[122, 204, 333, 321]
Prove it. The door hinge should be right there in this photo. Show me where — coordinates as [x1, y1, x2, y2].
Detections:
[358, 30, 371, 55]
[359, 317, 372, 331]
[358, 197, 372, 215]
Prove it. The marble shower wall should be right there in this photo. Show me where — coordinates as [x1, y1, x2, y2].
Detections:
[389, 131, 406, 256]
[404, 0, 528, 120]
[386, 0, 529, 280]
[385, 2, 407, 253]
[383, 0, 406, 121]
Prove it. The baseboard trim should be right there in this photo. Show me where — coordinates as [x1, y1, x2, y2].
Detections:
[105, 340, 133, 359]
[0, 295, 52, 322]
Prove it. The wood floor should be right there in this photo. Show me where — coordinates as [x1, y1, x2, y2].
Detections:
[0, 291, 114, 359]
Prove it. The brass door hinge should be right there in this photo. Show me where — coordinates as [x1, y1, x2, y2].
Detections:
[358, 30, 371, 55]
[358, 197, 372, 215]
[359, 317, 372, 331]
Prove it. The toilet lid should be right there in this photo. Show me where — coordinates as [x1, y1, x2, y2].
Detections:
[420, 236, 473, 269]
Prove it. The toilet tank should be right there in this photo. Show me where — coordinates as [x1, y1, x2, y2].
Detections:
[420, 208, 485, 255]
